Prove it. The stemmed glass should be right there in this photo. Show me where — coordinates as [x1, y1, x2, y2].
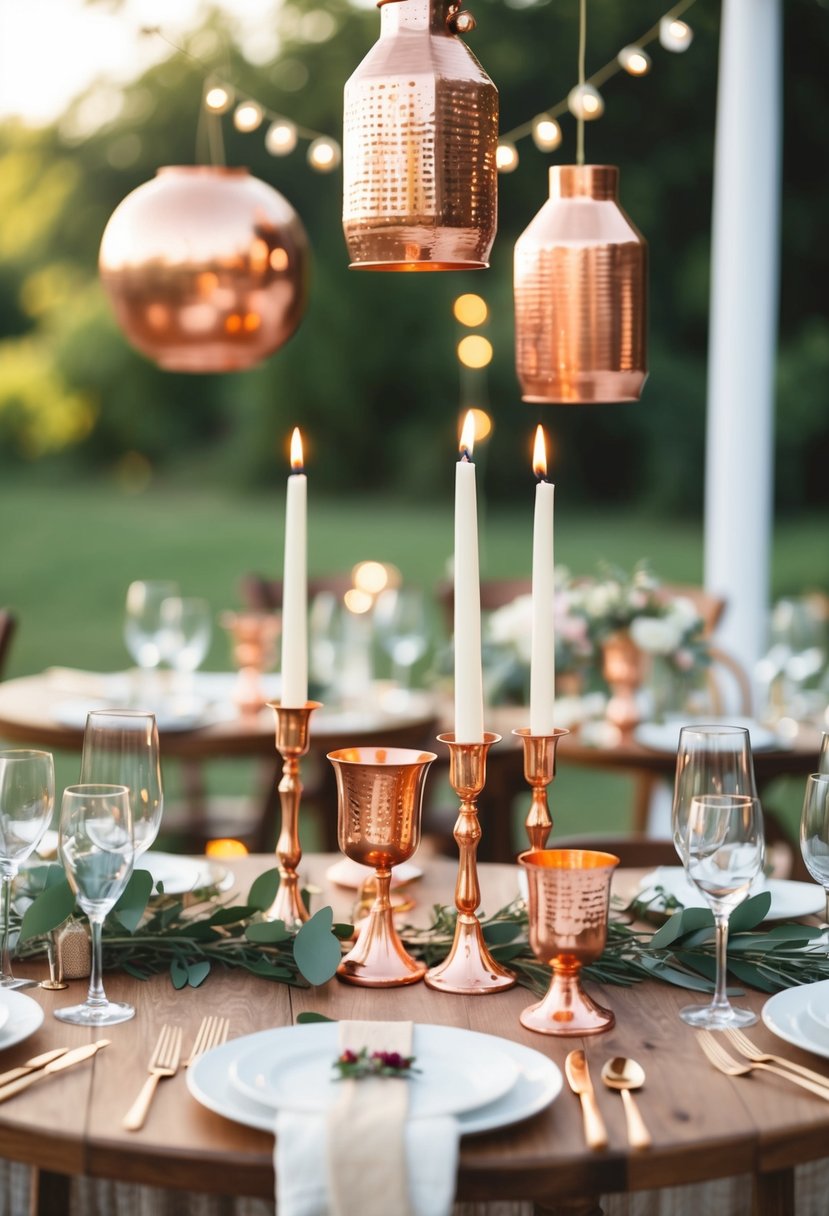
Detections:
[56, 783, 135, 1025]
[80, 711, 163, 856]
[159, 596, 212, 708]
[0, 750, 55, 989]
[671, 724, 757, 865]
[799, 773, 829, 924]
[374, 587, 431, 691]
[124, 580, 179, 702]
[818, 732, 829, 775]
[678, 793, 765, 1029]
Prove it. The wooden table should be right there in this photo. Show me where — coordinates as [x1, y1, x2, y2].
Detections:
[1, 854, 829, 1216]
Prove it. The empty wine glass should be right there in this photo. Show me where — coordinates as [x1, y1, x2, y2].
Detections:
[818, 732, 829, 775]
[80, 711, 163, 856]
[678, 793, 764, 1029]
[0, 750, 55, 989]
[800, 773, 829, 924]
[159, 596, 212, 707]
[124, 580, 179, 702]
[56, 783, 135, 1025]
[374, 587, 431, 690]
[671, 724, 757, 865]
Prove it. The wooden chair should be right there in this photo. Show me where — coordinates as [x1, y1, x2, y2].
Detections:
[0, 610, 16, 679]
[239, 572, 354, 613]
[550, 833, 679, 869]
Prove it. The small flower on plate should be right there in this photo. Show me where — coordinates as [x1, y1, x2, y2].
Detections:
[333, 1046, 419, 1080]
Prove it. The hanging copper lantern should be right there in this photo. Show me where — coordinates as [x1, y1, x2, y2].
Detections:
[343, 0, 498, 271]
[514, 164, 647, 403]
[99, 166, 308, 373]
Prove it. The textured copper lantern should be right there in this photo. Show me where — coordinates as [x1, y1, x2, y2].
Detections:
[343, 0, 498, 271]
[514, 165, 647, 403]
[99, 166, 308, 373]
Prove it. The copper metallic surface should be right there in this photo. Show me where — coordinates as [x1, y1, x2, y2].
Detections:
[601, 630, 646, 732]
[99, 166, 308, 373]
[328, 746, 436, 986]
[512, 727, 570, 850]
[263, 701, 323, 928]
[424, 732, 516, 994]
[220, 612, 280, 715]
[342, 0, 498, 271]
[518, 848, 619, 1036]
[514, 165, 647, 403]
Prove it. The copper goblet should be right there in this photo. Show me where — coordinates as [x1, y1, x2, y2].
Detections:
[327, 746, 436, 987]
[517, 848, 619, 1035]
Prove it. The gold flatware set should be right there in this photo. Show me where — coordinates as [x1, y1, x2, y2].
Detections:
[122, 1015, 231, 1131]
[698, 1029, 829, 1100]
[565, 1050, 652, 1151]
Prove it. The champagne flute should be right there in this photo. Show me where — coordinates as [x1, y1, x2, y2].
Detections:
[679, 793, 765, 1029]
[671, 724, 757, 865]
[800, 772, 829, 923]
[80, 711, 163, 856]
[0, 750, 55, 989]
[56, 783, 135, 1025]
[124, 580, 179, 702]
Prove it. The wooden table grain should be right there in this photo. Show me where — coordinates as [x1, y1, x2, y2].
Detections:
[0, 855, 827, 1215]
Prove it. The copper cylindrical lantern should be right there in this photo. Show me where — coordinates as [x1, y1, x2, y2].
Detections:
[343, 0, 498, 271]
[99, 166, 308, 373]
[514, 165, 647, 403]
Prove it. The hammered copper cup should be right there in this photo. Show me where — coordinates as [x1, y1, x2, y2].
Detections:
[518, 849, 619, 1035]
[328, 746, 436, 986]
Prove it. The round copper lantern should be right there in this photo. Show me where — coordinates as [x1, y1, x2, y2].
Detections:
[514, 165, 647, 403]
[342, 0, 498, 271]
[99, 166, 308, 373]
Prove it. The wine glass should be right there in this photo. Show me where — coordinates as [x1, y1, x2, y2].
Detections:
[678, 793, 765, 1029]
[124, 580, 179, 701]
[80, 711, 163, 856]
[0, 750, 55, 989]
[671, 724, 757, 865]
[818, 732, 829, 775]
[159, 596, 212, 707]
[374, 587, 431, 693]
[56, 783, 135, 1025]
[799, 773, 829, 924]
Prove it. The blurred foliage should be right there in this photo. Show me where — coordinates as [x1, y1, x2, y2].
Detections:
[0, 0, 827, 512]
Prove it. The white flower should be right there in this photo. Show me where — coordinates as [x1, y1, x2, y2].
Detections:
[666, 596, 701, 632]
[630, 615, 683, 655]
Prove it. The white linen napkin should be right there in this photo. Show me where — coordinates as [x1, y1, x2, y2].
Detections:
[275, 1020, 459, 1216]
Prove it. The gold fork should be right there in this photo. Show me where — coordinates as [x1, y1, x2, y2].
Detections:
[122, 1025, 183, 1131]
[184, 1015, 230, 1068]
[723, 1027, 829, 1093]
[697, 1030, 829, 1101]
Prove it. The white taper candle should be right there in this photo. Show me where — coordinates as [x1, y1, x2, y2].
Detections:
[280, 427, 308, 707]
[530, 425, 556, 735]
[454, 411, 484, 743]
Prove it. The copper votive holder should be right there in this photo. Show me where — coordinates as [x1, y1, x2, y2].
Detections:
[263, 701, 323, 929]
[517, 848, 619, 1035]
[328, 746, 436, 987]
[425, 732, 516, 995]
[512, 727, 570, 851]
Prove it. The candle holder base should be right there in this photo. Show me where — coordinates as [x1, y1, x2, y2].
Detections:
[513, 727, 570, 851]
[337, 896, 426, 988]
[424, 914, 515, 994]
[263, 700, 322, 928]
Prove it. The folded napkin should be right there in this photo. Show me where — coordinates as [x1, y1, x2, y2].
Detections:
[275, 1020, 459, 1216]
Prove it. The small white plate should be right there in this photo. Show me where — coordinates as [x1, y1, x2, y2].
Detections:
[634, 716, 782, 753]
[229, 1024, 519, 1119]
[188, 1027, 562, 1137]
[325, 857, 423, 890]
[0, 989, 45, 1052]
[806, 990, 829, 1033]
[763, 981, 829, 1060]
[140, 853, 233, 896]
[637, 866, 824, 922]
[50, 698, 236, 733]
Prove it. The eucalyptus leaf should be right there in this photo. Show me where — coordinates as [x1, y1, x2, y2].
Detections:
[187, 961, 211, 988]
[247, 870, 280, 912]
[333, 923, 355, 941]
[293, 907, 342, 986]
[208, 905, 253, 926]
[246, 920, 291, 944]
[637, 956, 716, 991]
[730, 891, 772, 932]
[18, 876, 75, 942]
[482, 921, 524, 945]
[725, 957, 781, 993]
[112, 870, 154, 934]
[170, 958, 189, 990]
[650, 907, 713, 949]
[297, 1011, 335, 1023]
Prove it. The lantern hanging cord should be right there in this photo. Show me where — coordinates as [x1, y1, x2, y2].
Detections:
[500, 0, 698, 148]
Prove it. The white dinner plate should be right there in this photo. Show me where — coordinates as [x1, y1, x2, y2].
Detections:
[763, 981, 829, 1060]
[229, 1024, 519, 1119]
[0, 988, 45, 1052]
[50, 698, 236, 733]
[637, 866, 824, 922]
[806, 989, 829, 1033]
[188, 1026, 562, 1137]
[324, 857, 424, 890]
[633, 716, 782, 754]
[140, 853, 233, 896]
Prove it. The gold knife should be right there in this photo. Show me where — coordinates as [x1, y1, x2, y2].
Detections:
[0, 1048, 69, 1088]
[565, 1049, 609, 1151]
[0, 1040, 110, 1103]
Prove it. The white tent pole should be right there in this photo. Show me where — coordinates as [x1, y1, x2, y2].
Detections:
[704, 0, 782, 709]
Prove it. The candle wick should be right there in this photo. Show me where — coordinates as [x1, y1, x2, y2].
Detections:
[460, 449, 473, 464]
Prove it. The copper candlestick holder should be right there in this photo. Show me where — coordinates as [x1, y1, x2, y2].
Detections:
[425, 732, 516, 994]
[328, 746, 436, 987]
[263, 700, 322, 928]
[512, 727, 570, 850]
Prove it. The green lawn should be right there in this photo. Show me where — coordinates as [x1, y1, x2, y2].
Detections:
[2, 477, 826, 846]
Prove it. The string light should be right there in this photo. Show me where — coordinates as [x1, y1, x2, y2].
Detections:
[265, 120, 298, 156]
[204, 82, 233, 113]
[457, 334, 494, 369]
[307, 137, 341, 172]
[498, 0, 696, 170]
[453, 294, 488, 327]
[233, 100, 264, 132]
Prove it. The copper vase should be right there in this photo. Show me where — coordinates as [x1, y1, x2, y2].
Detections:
[514, 165, 647, 403]
[343, 0, 498, 271]
[602, 630, 646, 732]
[99, 166, 308, 372]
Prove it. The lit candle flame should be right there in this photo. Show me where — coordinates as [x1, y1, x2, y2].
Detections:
[532, 424, 548, 479]
[290, 427, 304, 471]
[459, 410, 476, 460]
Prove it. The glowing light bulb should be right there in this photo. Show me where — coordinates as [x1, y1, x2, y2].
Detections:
[659, 16, 694, 52]
[453, 294, 488, 327]
[532, 115, 562, 152]
[308, 137, 341, 171]
[265, 120, 298, 156]
[567, 84, 605, 121]
[496, 141, 519, 173]
[457, 335, 493, 369]
[617, 45, 651, 76]
[204, 83, 233, 113]
[234, 101, 264, 132]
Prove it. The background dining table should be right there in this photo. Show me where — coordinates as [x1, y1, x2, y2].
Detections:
[1, 853, 829, 1216]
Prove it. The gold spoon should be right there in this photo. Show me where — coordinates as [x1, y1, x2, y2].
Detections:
[600, 1057, 652, 1150]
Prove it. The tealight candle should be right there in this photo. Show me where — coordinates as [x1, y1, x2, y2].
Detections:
[280, 427, 308, 707]
[530, 425, 556, 736]
[454, 411, 484, 743]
